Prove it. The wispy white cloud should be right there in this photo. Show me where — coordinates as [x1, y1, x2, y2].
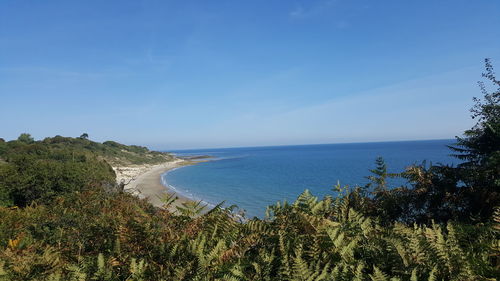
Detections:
[289, 0, 350, 29]
[335, 20, 350, 29]
[289, 0, 338, 19]
[0, 66, 132, 79]
[191, 66, 480, 148]
[123, 47, 172, 69]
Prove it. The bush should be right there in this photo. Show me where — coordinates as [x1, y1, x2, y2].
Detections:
[0, 144, 115, 207]
[16, 133, 34, 144]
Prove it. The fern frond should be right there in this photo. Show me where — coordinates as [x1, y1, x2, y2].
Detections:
[370, 266, 389, 281]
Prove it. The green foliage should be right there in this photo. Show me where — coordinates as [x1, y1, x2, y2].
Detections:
[41, 136, 173, 165]
[366, 157, 390, 192]
[0, 135, 176, 206]
[0, 188, 497, 280]
[0, 140, 6, 156]
[17, 133, 34, 144]
[176, 200, 207, 217]
[448, 58, 500, 221]
[360, 59, 500, 224]
[0, 163, 12, 206]
[0, 144, 115, 207]
[1, 135, 173, 166]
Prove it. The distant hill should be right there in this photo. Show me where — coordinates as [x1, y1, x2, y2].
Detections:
[0, 135, 174, 166]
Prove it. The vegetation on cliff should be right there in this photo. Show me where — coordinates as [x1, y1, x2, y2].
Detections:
[0, 136, 173, 207]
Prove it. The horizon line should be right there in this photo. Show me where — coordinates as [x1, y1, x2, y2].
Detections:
[165, 138, 456, 152]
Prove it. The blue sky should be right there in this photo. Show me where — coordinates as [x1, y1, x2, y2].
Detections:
[1, 0, 499, 149]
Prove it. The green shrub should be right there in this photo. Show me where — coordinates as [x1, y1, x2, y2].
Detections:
[0, 143, 115, 207]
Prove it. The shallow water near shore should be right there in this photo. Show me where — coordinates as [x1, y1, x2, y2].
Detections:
[163, 140, 459, 218]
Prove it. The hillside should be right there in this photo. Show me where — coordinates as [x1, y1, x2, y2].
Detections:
[0, 135, 174, 166]
[0, 135, 176, 207]
[45, 135, 174, 165]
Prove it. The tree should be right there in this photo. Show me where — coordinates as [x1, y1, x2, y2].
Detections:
[79, 133, 89, 140]
[0, 149, 115, 206]
[364, 59, 500, 224]
[366, 157, 392, 192]
[448, 58, 500, 221]
[365, 157, 411, 224]
[450, 58, 500, 169]
[17, 133, 34, 144]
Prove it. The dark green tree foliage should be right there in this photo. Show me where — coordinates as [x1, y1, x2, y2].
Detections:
[102, 141, 149, 154]
[448, 58, 500, 221]
[398, 163, 465, 224]
[366, 157, 389, 192]
[0, 142, 115, 207]
[364, 157, 411, 224]
[0, 135, 174, 207]
[0, 165, 11, 206]
[0, 140, 6, 156]
[360, 59, 500, 224]
[39, 136, 173, 165]
[403, 59, 500, 223]
[16, 133, 34, 144]
[80, 133, 89, 139]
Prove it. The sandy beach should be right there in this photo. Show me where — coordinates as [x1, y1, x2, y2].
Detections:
[113, 159, 194, 210]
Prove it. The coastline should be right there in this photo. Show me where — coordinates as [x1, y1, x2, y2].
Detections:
[113, 159, 196, 211]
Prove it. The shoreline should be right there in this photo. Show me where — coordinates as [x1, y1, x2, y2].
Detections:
[114, 159, 197, 211]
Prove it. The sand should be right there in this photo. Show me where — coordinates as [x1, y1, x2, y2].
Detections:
[112, 159, 194, 209]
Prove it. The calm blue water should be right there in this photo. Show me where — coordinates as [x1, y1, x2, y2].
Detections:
[164, 140, 459, 218]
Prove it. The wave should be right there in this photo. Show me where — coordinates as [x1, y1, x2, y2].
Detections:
[208, 155, 249, 161]
[160, 169, 217, 210]
[160, 167, 247, 221]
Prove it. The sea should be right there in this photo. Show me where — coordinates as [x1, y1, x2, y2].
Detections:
[163, 139, 459, 218]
